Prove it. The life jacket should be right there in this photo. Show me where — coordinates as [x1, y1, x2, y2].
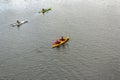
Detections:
[55, 40, 60, 44]
[60, 37, 64, 41]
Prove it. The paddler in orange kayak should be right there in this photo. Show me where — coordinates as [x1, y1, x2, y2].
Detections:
[55, 40, 60, 44]
[60, 36, 65, 41]
[17, 20, 20, 24]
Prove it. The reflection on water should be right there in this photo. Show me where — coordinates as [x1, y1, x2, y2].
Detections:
[55, 43, 70, 51]
[0, 0, 120, 80]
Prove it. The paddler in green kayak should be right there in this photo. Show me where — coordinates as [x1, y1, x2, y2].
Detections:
[42, 8, 45, 13]
[38, 8, 51, 13]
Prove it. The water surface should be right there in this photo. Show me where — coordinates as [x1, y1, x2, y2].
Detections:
[0, 0, 120, 80]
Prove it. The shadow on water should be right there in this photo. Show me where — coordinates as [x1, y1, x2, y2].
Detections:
[17, 25, 20, 29]
[54, 43, 70, 54]
[55, 43, 69, 50]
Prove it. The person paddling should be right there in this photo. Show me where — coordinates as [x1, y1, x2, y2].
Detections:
[17, 20, 20, 24]
[42, 8, 45, 13]
[60, 36, 65, 41]
[55, 40, 60, 44]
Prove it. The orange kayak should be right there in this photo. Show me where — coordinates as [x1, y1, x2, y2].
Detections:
[52, 36, 70, 48]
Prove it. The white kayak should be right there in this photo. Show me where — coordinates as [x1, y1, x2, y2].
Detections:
[11, 20, 28, 27]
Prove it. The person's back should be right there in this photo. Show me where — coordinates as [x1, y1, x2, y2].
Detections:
[42, 8, 45, 12]
[55, 40, 60, 44]
[60, 36, 64, 41]
[17, 20, 20, 24]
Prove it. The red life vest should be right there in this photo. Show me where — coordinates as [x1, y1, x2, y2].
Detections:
[60, 37, 64, 41]
[55, 40, 60, 44]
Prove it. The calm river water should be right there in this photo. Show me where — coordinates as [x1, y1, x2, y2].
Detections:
[0, 0, 120, 80]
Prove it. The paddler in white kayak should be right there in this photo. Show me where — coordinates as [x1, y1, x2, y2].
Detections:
[17, 20, 20, 24]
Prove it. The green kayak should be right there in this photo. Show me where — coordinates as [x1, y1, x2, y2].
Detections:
[38, 8, 51, 13]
